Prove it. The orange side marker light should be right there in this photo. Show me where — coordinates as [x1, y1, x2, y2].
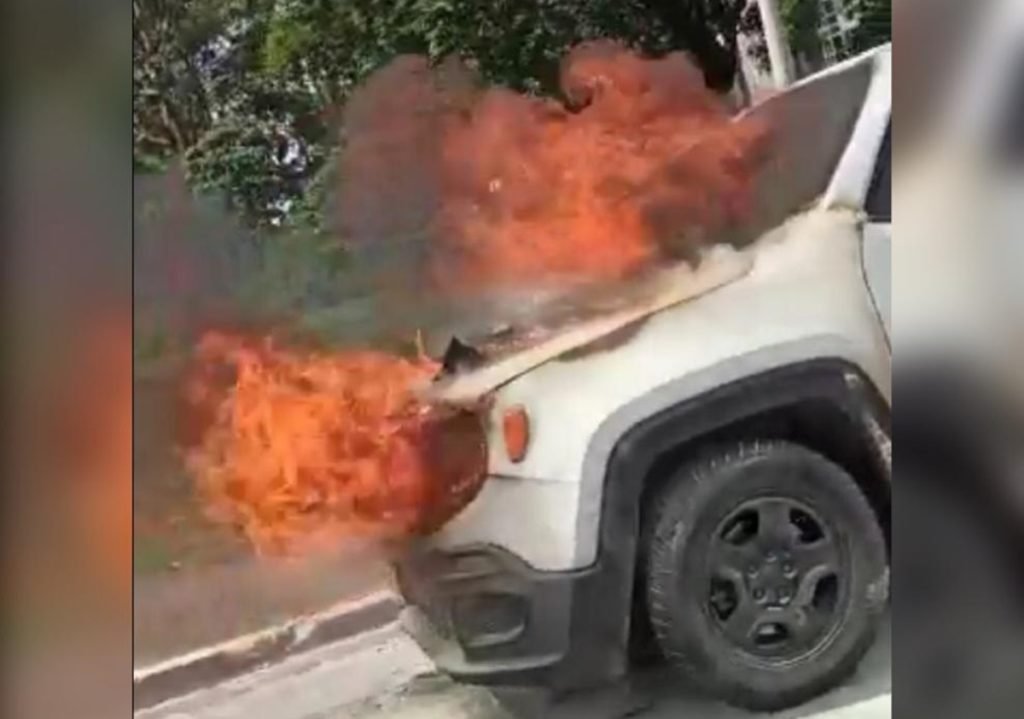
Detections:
[502, 405, 530, 463]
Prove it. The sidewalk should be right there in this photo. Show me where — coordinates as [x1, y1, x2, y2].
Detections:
[135, 551, 392, 665]
[134, 553, 398, 709]
[136, 623, 448, 719]
[136, 619, 891, 719]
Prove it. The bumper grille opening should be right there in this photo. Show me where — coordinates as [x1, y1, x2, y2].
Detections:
[452, 592, 529, 649]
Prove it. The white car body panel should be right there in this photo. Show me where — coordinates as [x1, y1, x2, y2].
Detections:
[862, 223, 891, 336]
[433, 48, 893, 572]
[436, 210, 890, 570]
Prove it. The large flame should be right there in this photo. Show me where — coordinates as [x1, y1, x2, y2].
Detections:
[187, 43, 769, 556]
[341, 41, 769, 292]
[184, 332, 486, 556]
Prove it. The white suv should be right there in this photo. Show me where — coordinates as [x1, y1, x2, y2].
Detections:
[399, 45, 892, 712]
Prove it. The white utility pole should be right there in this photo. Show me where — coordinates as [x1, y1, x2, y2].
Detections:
[755, 0, 796, 88]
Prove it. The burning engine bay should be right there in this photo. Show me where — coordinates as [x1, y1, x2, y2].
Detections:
[181, 41, 772, 557]
[182, 248, 752, 557]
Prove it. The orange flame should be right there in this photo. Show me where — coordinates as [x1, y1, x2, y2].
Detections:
[188, 44, 770, 556]
[341, 41, 769, 293]
[183, 332, 486, 556]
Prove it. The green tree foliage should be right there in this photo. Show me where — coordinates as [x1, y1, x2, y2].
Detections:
[848, 0, 892, 54]
[133, 0, 216, 169]
[781, 0, 823, 62]
[133, 0, 751, 228]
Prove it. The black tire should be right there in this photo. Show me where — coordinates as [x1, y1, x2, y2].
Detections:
[645, 442, 888, 712]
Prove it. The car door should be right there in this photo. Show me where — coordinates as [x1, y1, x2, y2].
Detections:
[862, 121, 892, 338]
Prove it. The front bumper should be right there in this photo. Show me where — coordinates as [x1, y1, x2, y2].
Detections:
[395, 544, 616, 689]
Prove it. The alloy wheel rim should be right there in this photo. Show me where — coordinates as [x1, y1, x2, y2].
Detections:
[704, 496, 846, 662]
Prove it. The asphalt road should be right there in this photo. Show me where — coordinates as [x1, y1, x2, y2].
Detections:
[520, 623, 891, 719]
[139, 618, 890, 719]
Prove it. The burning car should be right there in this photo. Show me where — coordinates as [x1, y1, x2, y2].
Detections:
[396, 45, 892, 712]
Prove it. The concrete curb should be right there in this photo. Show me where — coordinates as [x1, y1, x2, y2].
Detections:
[133, 589, 402, 710]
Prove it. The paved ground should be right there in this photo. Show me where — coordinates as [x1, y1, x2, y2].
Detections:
[134, 552, 390, 664]
[134, 372, 396, 664]
[138, 620, 890, 719]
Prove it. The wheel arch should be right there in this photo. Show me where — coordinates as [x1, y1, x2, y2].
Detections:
[634, 375, 892, 555]
[616, 356, 889, 552]
[559, 357, 890, 686]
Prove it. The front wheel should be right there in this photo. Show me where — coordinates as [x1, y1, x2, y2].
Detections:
[645, 442, 888, 712]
